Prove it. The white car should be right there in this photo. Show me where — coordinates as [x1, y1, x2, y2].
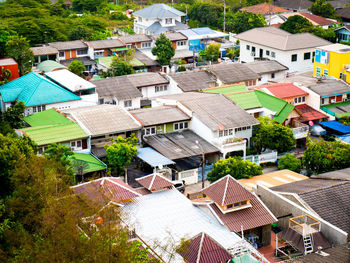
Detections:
[221, 57, 232, 63]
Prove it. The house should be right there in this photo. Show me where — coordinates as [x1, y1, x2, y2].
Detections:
[36, 60, 67, 73]
[334, 25, 350, 43]
[135, 173, 173, 192]
[132, 3, 189, 35]
[281, 12, 337, 29]
[30, 45, 59, 66]
[0, 58, 19, 81]
[208, 63, 260, 86]
[198, 175, 277, 247]
[0, 72, 82, 115]
[245, 60, 288, 84]
[153, 32, 188, 51]
[130, 105, 191, 137]
[49, 40, 88, 61]
[60, 57, 97, 74]
[86, 39, 126, 60]
[153, 92, 260, 157]
[20, 108, 89, 154]
[240, 2, 289, 15]
[68, 152, 107, 177]
[119, 34, 153, 49]
[236, 27, 331, 73]
[168, 70, 217, 92]
[313, 44, 350, 84]
[273, 0, 313, 12]
[64, 104, 141, 157]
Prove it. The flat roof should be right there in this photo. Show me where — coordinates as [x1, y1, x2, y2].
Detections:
[317, 43, 350, 53]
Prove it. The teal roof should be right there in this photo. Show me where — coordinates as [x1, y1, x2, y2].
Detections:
[0, 72, 81, 106]
[37, 60, 66, 73]
[69, 153, 107, 173]
[24, 109, 72, 127]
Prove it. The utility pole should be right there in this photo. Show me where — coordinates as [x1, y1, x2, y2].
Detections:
[223, 0, 226, 32]
[196, 140, 205, 189]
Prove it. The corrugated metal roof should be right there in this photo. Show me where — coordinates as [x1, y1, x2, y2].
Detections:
[295, 104, 327, 121]
[245, 60, 288, 75]
[203, 84, 248, 94]
[137, 147, 175, 167]
[227, 91, 262, 109]
[133, 3, 185, 18]
[88, 39, 125, 49]
[24, 108, 72, 127]
[169, 71, 216, 92]
[0, 58, 17, 66]
[209, 63, 260, 84]
[261, 82, 308, 99]
[119, 34, 152, 44]
[30, 46, 58, 56]
[320, 120, 350, 134]
[49, 40, 87, 51]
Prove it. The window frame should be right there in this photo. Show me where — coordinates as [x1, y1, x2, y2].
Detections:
[124, 100, 132, 108]
[291, 54, 298, 62]
[304, 52, 311, 60]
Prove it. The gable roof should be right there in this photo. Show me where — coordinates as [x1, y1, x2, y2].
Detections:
[260, 82, 308, 99]
[69, 153, 107, 173]
[273, 0, 313, 11]
[245, 60, 288, 75]
[153, 32, 187, 41]
[180, 232, 232, 263]
[0, 72, 81, 106]
[136, 173, 173, 191]
[203, 84, 248, 94]
[236, 27, 330, 51]
[24, 108, 72, 127]
[133, 3, 185, 18]
[209, 63, 260, 84]
[295, 104, 327, 121]
[302, 79, 350, 97]
[169, 71, 217, 92]
[336, 6, 350, 20]
[240, 2, 289, 15]
[127, 72, 169, 88]
[283, 12, 337, 26]
[49, 40, 87, 51]
[88, 39, 125, 49]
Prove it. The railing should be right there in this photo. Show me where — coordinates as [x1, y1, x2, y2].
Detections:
[291, 122, 309, 139]
[178, 168, 198, 185]
[244, 151, 278, 165]
[289, 215, 321, 236]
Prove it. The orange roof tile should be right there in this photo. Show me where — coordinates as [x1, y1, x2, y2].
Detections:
[241, 3, 289, 15]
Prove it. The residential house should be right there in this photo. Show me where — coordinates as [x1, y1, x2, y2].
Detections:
[334, 25, 350, 43]
[0, 72, 82, 115]
[119, 34, 153, 49]
[132, 3, 189, 35]
[154, 32, 188, 51]
[68, 152, 107, 177]
[273, 0, 313, 12]
[313, 44, 350, 84]
[37, 60, 67, 74]
[0, 58, 19, 81]
[153, 92, 260, 157]
[167, 70, 217, 92]
[133, 49, 160, 72]
[64, 104, 141, 157]
[245, 60, 288, 84]
[20, 108, 89, 154]
[240, 2, 288, 25]
[86, 39, 126, 60]
[236, 27, 331, 73]
[30, 45, 59, 66]
[208, 63, 260, 86]
[271, 12, 337, 29]
[198, 175, 277, 247]
[135, 173, 174, 192]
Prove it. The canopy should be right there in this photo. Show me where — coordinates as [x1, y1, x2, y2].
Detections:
[137, 147, 175, 167]
[320, 121, 350, 134]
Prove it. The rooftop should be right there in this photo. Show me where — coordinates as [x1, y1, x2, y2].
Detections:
[311, 167, 350, 181]
[260, 82, 308, 99]
[153, 32, 187, 41]
[69, 153, 107, 173]
[30, 45, 58, 56]
[303, 79, 350, 98]
[295, 104, 327, 121]
[0, 58, 17, 66]
[136, 147, 175, 168]
[133, 3, 185, 19]
[119, 34, 152, 44]
[23, 108, 72, 127]
[294, 245, 350, 263]
[127, 72, 168, 88]
[274, 0, 313, 11]
[49, 40, 87, 51]
[245, 60, 288, 75]
[37, 60, 67, 73]
[317, 43, 350, 53]
[240, 2, 289, 15]
[203, 84, 248, 94]
[87, 39, 125, 49]
[209, 63, 260, 84]
[135, 173, 173, 192]
[168, 70, 217, 92]
[283, 12, 337, 26]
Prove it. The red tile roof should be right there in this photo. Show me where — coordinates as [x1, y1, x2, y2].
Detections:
[136, 173, 173, 192]
[299, 12, 337, 26]
[295, 104, 328, 121]
[180, 232, 232, 263]
[260, 83, 308, 99]
[240, 3, 289, 15]
[202, 175, 255, 206]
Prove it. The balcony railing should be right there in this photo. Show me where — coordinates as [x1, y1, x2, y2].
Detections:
[291, 123, 309, 139]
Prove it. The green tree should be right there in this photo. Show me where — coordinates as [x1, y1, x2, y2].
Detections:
[104, 134, 138, 175]
[309, 27, 336, 42]
[68, 26, 92, 41]
[0, 25, 16, 58]
[280, 15, 313, 34]
[72, 0, 108, 12]
[109, 57, 134, 77]
[278, 153, 302, 173]
[309, 0, 338, 19]
[5, 35, 34, 76]
[68, 60, 85, 77]
[203, 43, 221, 62]
[1, 101, 25, 129]
[224, 11, 266, 34]
[207, 156, 262, 182]
[152, 34, 175, 66]
[71, 159, 90, 183]
[251, 117, 296, 154]
[189, 3, 222, 28]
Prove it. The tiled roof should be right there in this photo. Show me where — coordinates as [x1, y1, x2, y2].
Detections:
[133, 3, 185, 18]
[119, 34, 152, 44]
[24, 108, 72, 127]
[202, 175, 255, 206]
[296, 245, 350, 263]
[180, 232, 232, 263]
[49, 40, 87, 51]
[69, 153, 106, 173]
[245, 60, 288, 75]
[37, 60, 66, 73]
[295, 104, 327, 121]
[303, 79, 350, 97]
[136, 173, 173, 191]
[30, 46, 58, 56]
[0, 72, 81, 106]
[240, 2, 289, 15]
[72, 177, 141, 205]
[283, 12, 336, 26]
[311, 167, 350, 181]
[274, 0, 313, 10]
[127, 72, 169, 88]
[88, 39, 125, 49]
[260, 82, 308, 99]
[209, 63, 260, 84]
[168, 71, 217, 92]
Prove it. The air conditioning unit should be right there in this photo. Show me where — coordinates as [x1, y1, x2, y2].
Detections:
[345, 64, 350, 72]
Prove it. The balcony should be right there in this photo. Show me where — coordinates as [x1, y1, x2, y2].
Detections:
[212, 137, 247, 158]
[291, 122, 309, 139]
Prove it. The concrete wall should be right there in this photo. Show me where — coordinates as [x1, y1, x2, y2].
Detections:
[256, 185, 348, 246]
[257, 70, 286, 85]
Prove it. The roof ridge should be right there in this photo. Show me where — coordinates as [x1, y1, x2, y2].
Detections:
[300, 180, 350, 195]
[221, 175, 230, 206]
[196, 232, 205, 263]
[106, 177, 141, 197]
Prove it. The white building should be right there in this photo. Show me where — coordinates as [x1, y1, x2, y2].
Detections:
[236, 27, 331, 74]
[245, 60, 288, 85]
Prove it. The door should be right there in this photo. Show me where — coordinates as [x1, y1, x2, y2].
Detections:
[259, 49, 263, 58]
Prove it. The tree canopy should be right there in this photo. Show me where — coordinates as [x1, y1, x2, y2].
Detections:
[224, 11, 266, 34]
[109, 57, 134, 77]
[201, 43, 221, 62]
[309, 0, 338, 19]
[68, 60, 85, 77]
[278, 153, 302, 173]
[151, 34, 175, 66]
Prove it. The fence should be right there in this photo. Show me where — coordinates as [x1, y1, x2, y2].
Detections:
[177, 168, 198, 185]
[244, 151, 278, 165]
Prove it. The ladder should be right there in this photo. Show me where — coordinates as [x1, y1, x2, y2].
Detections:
[303, 234, 313, 255]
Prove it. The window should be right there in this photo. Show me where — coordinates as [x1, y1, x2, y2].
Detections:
[246, 45, 250, 50]
[252, 46, 256, 53]
[94, 51, 104, 58]
[145, 127, 156, 135]
[177, 40, 187, 46]
[155, 85, 168, 92]
[324, 69, 328, 76]
[316, 67, 321, 76]
[174, 121, 188, 131]
[241, 200, 247, 206]
[99, 98, 104, 104]
[321, 98, 325, 105]
[271, 52, 276, 58]
[312, 51, 315, 62]
[266, 50, 270, 56]
[141, 42, 151, 48]
[138, 17, 142, 22]
[235, 126, 250, 133]
[291, 54, 297, 62]
[33, 107, 37, 113]
[77, 49, 88, 55]
[234, 202, 240, 207]
[227, 204, 233, 209]
[77, 141, 82, 148]
[294, 96, 305, 105]
[165, 18, 172, 24]
[219, 131, 223, 137]
[271, 73, 275, 79]
[59, 51, 64, 57]
[304, 52, 311, 60]
[124, 100, 132, 108]
[71, 141, 76, 147]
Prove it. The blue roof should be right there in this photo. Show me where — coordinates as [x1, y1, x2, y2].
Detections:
[133, 4, 185, 19]
[336, 134, 350, 143]
[137, 147, 175, 167]
[0, 72, 81, 106]
[320, 121, 350, 134]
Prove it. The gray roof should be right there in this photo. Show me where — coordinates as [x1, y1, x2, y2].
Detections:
[92, 75, 142, 101]
[49, 40, 87, 51]
[273, 0, 313, 11]
[119, 34, 152, 44]
[331, 0, 350, 9]
[304, 79, 350, 97]
[209, 63, 260, 84]
[127, 72, 169, 88]
[133, 3, 185, 19]
[130, 106, 190, 126]
[153, 32, 187, 41]
[143, 130, 219, 160]
[236, 27, 331, 51]
[169, 71, 217, 92]
[134, 50, 158, 66]
[336, 6, 350, 19]
[311, 167, 350, 181]
[295, 245, 350, 263]
[88, 39, 125, 49]
[158, 92, 260, 131]
[245, 60, 288, 75]
[65, 104, 141, 136]
[146, 21, 189, 35]
[31, 46, 58, 56]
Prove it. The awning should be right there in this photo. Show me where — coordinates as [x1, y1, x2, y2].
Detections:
[320, 121, 350, 134]
[295, 104, 327, 121]
[137, 147, 175, 167]
[112, 47, 129, 52]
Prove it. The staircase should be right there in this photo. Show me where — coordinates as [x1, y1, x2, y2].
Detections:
[303, 234, 313, 255]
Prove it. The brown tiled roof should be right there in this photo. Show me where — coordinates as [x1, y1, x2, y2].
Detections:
[295, 245, 350, 263]
[180, 232, 232, 263]
[209, 194, 277, 231]
[202, 175, 255, 206]
[136, 173, 173, 191]
[240, 2, 289, 15]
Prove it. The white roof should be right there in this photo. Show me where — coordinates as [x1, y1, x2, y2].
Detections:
[45, 69, 96, 92]
[121, 189, 242, 262]
[317, 43, 350, 53]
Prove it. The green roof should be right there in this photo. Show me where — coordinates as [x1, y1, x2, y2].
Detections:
[129, 57, 145, 67]
[21, 122, 87, 146]
[321, 100, 350, 118]
[24, 109, 72, 127]
[69, 153, 107, 173]
[203, 84, 248, 94]
[37, 60, 66, 73]
[227, 91, 262, 109]
[98, 56, 144, 68]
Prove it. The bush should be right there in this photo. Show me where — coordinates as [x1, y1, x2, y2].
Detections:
[278, 153, 302, 173]
[177, 66, 186, 72]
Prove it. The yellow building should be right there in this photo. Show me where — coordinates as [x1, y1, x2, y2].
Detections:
[313, 43, 350, 84]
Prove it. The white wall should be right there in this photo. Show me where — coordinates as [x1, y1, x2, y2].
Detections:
[140, 84, 175, 98]
[164, 75, 185, 94]
[257, 70, 286, 85]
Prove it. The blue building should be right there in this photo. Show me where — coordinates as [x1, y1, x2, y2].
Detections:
[334, 25, 350, 43]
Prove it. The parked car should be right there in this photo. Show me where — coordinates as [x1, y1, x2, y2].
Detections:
[173, 180, 185, 193]
[221, 57, 232, 63]
[310, 125, 326, 136]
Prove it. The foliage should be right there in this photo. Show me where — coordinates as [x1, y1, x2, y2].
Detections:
[44, 143, 74, 179]
[226, 47, 240, 59]
[338, 116, 350, 126]
[104, 134, 138, 175]
[152, 34, 175, 66]
[108, 57, 134, 77]
[178, 66, 186, 72]
[207, 156, 262, 182]
[251, 117, 296, 154]
[110, 11, 128, 21]
[280, 15, 313, 34]
[72, 0, 108, 12]
[309, 27, 336, 42]
[278, 153, 302, 173]
[189, 3, 222, 28]
[71, 159, 90, 183]
[5, 35, 33, 76]
[309, 0, 339, 19]
[0, 25, 16, 58]
[224, 11, 266, 33]
[303, 138, 350, 174]
[0, 101, 25, 130]
[68, 60, 85, 77]
[203, 43, 221, 62]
